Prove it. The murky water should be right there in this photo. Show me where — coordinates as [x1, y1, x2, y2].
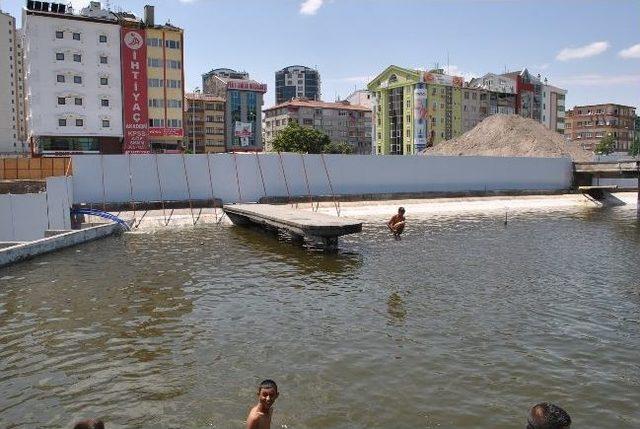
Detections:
[1, 203, 639, 428]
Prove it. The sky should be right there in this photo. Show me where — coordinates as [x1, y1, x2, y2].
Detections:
[3, 0, 639, 110]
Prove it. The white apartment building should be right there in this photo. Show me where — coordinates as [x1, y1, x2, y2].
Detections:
[23, 2, 123, 155]
[541, 84, 566, 134]
[0, 10, 26, 154]
[346, 89, 373, 109]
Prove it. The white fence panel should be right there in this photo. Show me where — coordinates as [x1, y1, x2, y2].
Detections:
[46, 176, 72, 230]
[236, 154, 264, 203]
[72, 155, 102, 203]
[0, 195, 13, 241]
[210, 153, 240, 203]
[102, 155, 131, 204]
[259, 154, 289, 198]
[0, 193, 48, 241]
[130, 155, 162, 202]
[184, 155, 213, 200]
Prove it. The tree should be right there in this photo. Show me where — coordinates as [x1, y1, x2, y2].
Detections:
[629, 136, 640, 158]
[323, 142, 354, 154]
[594, 133, 616, 155]
[271, 123, 331, 154]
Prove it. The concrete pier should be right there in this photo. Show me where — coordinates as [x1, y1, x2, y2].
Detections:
[223, 204, 362, 250]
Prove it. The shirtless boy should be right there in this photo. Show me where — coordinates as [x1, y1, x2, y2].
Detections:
[387, 207, 406, 237]
[246, 379, 279, 429]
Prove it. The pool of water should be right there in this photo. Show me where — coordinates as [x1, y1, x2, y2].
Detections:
[1, 203, 639, 428]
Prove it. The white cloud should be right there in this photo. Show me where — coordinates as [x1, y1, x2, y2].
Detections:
[619, 43, 640, 59]
[300, 0, 325, 15]
[443, 65, 479, 82]
[556, 41, 609, 61]
[554, 74, 640, 86]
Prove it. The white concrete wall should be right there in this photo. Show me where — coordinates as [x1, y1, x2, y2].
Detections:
[0, 192, 48, 241]
[71, 154, 573, 205]
[46, 176, 73, 230]
[24, 13, 123, 138]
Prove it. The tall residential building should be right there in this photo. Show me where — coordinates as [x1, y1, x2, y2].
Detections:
[541, 84, 566, 134]
[24, 1, 124, 155]
[0, 9, 26, 154]
[565, 104, 636, 152]
[117, 5, 185, 153]
[202, 68, 266, 151]
[263, 99, 372, 154]
[461, 86, 491, 133]
[346, 89, 373, 109]
[184, 92, 225, 153]
[275, 65, 321, 104]
[368, 65, 464, 155]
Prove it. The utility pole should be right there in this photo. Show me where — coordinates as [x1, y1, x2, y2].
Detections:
[192, 87, 200, 154]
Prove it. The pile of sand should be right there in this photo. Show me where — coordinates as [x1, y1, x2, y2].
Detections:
[423, 114, 593, 161]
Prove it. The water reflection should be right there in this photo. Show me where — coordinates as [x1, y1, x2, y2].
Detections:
[387, 292, 406, 325]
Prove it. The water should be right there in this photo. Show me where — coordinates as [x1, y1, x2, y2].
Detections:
[1, 203, 639, 428]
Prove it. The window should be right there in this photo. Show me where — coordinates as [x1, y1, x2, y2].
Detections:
[75, 97, 82, 106]
[148, 58, 162, 67]
[58, 97, 66, 105]
[464, 91, 469, 100]
[58, 118, 66, 126]
[100, 77, 108, 85]
[102, 120, 110, 128]
[148, 78, 163, 87]
[56, 31, 64, 39]
[74, 75, 82, 84]
[73, 54, 82, 62]
[56, 52, 64, 60]
[76, 119, 83, 127]
[73, 32, 81, 40]
[99, 35, 107, 43]
[56, 74, 65, 83]
[100, 56, 108, 64]
[101, 99, 109, 107]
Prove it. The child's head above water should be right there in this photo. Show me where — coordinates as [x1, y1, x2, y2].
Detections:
[257, 379, 279, 411]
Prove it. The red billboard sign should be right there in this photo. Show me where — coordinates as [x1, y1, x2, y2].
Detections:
[148, 127, 184, 137]
[121, 28, 150, 153]
[226, 81, 267, 92]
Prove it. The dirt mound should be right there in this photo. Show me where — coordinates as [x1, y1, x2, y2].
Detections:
[423, 114, 592, 161]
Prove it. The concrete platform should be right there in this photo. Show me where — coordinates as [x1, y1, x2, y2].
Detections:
[223, 203, 362, 250]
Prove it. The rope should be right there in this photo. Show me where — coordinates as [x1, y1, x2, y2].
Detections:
[232, 151, 243, 202]
[321, 153, 340, 217]
[100, 154, 107, 211]
[181, 154, 196, 225]
[205, 153, 218, 222]
[127, 154, 137, 223]
[154, 153, 168, 226]
[255, 151, 267, 198]
[300, 153, 314, 210]
[277, 152, 293, 207]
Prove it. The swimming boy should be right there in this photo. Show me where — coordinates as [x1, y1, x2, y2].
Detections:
[247, 379, 279, 429]
[387, 207, 406, 237]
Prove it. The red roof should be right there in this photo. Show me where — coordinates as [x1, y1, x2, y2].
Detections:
[264, 98, 371, 113]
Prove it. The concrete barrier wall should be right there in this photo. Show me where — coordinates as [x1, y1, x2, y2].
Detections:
[71, 154, 573, 205]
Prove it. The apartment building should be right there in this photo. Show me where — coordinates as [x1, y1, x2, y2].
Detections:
[367, 66, 464, 155]
[202, 68, 266, 151]
[461, 87, 490, 133]
[23, 1, 124, 155]
[541, 85, 566, 134]
[275, 65, 321, 104]
[0, 10, 26, 154]
[565, 104, 636, 152]
[263, 99, 372, 154]
[184, 92, 225, 153]
[346, 89, 373, 109]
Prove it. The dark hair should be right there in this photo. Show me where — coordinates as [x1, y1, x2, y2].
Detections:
[527, 403, 571, 429]
[258, 379, 278, 393]
[73, 419, 105, 429]
[398, 207, 405, 213]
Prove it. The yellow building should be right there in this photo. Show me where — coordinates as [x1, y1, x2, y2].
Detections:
[145, 23, 185, 152]
[184, 93, 225, 153]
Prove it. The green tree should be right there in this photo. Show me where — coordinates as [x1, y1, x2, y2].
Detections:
[271, 123, 331, 154]
[323, 142, 354, 154]
[629, 136, 640, 157]
[594, 133, 616, 155]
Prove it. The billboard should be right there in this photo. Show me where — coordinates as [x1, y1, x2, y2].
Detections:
[234, 122, 253, 147]
[413, 85, 428, 152]
[423, 72, 464, 87]
[148, 127, 184, 137]
[227, 81, 267, 92]
[121, 28, 150, 153]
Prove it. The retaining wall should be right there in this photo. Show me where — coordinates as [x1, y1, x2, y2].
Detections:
[71, 154, 573, 205]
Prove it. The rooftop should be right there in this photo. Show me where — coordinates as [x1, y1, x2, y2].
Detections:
[264, 98, 371, 112]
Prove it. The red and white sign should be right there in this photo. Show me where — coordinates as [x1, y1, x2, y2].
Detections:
[226, 81, 267, 92]
[148, 127, 184, 137]
[121, 28, 150, 153]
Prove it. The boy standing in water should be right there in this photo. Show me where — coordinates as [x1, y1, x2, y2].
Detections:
[247, 379, 279, 429]
[387, 207, 406, 238]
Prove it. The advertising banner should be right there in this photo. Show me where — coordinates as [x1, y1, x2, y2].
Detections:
[121, 28, 150, 153]
[148, 127, 184, 137]
[234, 122, 253, 138]
[413, 85, 428, 152]
[226, 81, 267, 92]
[423, 72, 464, 87]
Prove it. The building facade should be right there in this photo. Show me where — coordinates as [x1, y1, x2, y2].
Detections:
[184, 93, 225, 153]
[202, 68, 266, 151]
[541, 84, 566, 134]
[275, 65, 321, 105]
[565, 104, 636, 152]
[24, 2, 124, 155]
[367, 65, 464, 155]
[263, 99, 372, 154]
[0, 10, 27, 154]
[346, 89, 373, 109]
[461, 87, 490, 133]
